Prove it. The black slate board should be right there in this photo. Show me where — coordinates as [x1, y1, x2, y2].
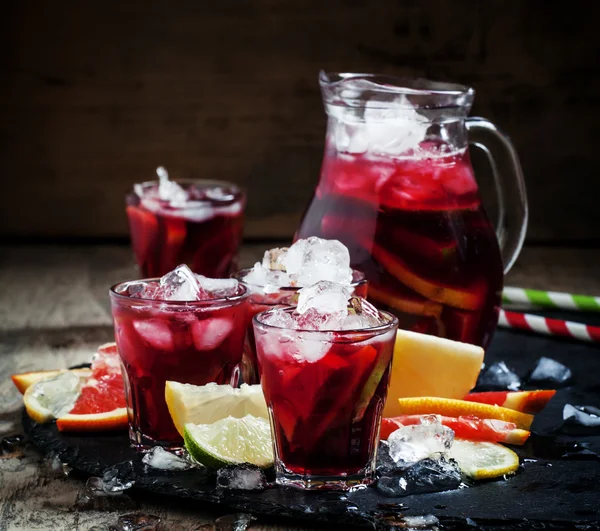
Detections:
[23, 314, 600, 530]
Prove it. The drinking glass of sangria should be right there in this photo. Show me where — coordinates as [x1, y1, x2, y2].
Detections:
[127, 167, 245, 278]
[296, 73, 528, 348]
[110, 265, 248, 450]
[234, 237, 367, 383]
[253, 281, 398, 490]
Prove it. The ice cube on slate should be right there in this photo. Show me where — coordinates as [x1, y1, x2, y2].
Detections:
[284, 237, 353, 286]
[156, 166, 188, 206]
[40, 451, 72, 478]
[377, 457, 462, 497]
[388, 415, 454, 464]
[214, 513, 257, 531]
[73, 477, 136, 512]
[142, 446, 198, 471]
[158, 264, 203, 301]
[477, 361, 521, 391]
[216, 464, 267, 491]
[563, 404, 600, 429]
[110, 513, 161, 531]
[102, 461, 136, 493]
[529, 357, 572, 385]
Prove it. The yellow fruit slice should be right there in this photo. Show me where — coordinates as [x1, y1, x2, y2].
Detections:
[12, 368, 91, 395]
[448, 439, 520, 480]
[395, 397, 534, 430]
[165, 381, 268, 437]
[23, 371, 85, 424]
[382, 330, 484, 417]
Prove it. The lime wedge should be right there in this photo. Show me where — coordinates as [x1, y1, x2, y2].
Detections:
[447, 439, 520, 480]
[184, 415, 274, 468]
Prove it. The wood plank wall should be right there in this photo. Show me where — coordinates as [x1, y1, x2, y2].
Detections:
[1, 1, 598, 242]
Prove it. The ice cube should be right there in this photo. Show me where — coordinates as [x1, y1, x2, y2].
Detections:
[191, 317, 234, 351]
[296, 281, 351, 318]
[110, 513, 161, 531]
[260, 308, 296, 330]
[341, 297, 386, 329]
[477, 361, 521, 391]
[284, 237, 353, 286]
[142, 447, 198, 471]
[529, 357, 572, 386]
[102, 461, 136, 493]
[32, 372, 82, 418]
[156, 166, 188, 206]
[388, 416, 454, 465]
[133, 319, 175, 351]
[40, 451, 72, 478]
[377, 456, 462, 497]
[204, 186, 236, 202]
[195, 275, 239, 298]
[73, 477, 136, 511]
[563, 404, 600, 429]
[216, 464, 267, 491]
[214, 513, 257, 531]
[158, 264, 204, 301]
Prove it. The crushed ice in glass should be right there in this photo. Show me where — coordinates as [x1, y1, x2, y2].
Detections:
[156, 166, 188, 206]
[214, 513, 257, 531]
[216, 464, 267, 491]
[109, 513, 161, 531]
[563, 404, 600, 429]
[529, 357, 572, 386]
[40, 451, 72, 478]
[131, 264, 239, 301]
[74, 477, 136, 511]
[377, 456, 462, 497]
[477, 361, 521, 391]
[387, 415, 454, 465]
[142, 446, 198, 471]
[102, 461, 136, 493]
[242, 237, 353, 289]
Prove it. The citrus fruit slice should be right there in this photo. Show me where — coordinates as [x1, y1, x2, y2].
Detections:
[381, 415, 530, 445]
[368, 283, 443, 318]
[184, 415, 274, 468]
[395, 397, 534, 430]
[371, 243, 487, 311]
[447, 439, 520, 480]
[465, 390, 556, 414]
[382, 330, 484, 417]
[165, 381, 268, 437]
[126, 205, 159, 270]
[24, 371, 85, 424]
[56, 343, 127, 431]
[12, 368, 91, 395]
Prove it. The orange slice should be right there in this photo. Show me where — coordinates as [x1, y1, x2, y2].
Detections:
[368, 283, 443, 318]
[12, 368, 91, 395]
[371, 243, 486, 310]
[465, 390, 556, 414]
[395, 396, 534, 430]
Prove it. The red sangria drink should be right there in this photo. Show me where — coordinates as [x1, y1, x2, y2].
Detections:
[233, 237, 368, 384]
[127, 167, 245, 278]
[110, 265, 248, 450]
[294, 73, 530, 349]
[253, 281, 398, 490]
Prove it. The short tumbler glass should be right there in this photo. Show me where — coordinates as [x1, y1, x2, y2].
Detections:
[253, 307, 398, 490]
[110, 279, 248, 450]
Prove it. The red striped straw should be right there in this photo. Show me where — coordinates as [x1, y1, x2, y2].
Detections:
[498, 309, 600, 343]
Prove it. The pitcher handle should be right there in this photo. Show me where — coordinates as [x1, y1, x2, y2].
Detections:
[466, 117, 528, 274]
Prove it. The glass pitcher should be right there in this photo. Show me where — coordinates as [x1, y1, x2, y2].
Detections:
[295, 72, 528, 348]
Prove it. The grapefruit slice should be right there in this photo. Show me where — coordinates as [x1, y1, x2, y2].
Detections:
[56, 342, 128, 431]
[371, 243, 486, 311]
[395, 397, 534, 430]
[12, 368, 91, 395]
[465, 390, 556, 414]
[381, 415, 530, 445]
[383, 330, 484, 417]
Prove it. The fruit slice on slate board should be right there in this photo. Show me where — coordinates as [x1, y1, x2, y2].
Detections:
[395, 397, 534, 430]
[383, 330, 484, 417]
[380, 415, 530, 445]
[447, 439, 520, 480]
[465, 390, 557, 414]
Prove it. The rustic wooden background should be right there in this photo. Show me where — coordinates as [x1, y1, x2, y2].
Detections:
[1, 0, 599, 242]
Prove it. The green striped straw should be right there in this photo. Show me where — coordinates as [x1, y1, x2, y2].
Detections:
[502, 286, 600, 312]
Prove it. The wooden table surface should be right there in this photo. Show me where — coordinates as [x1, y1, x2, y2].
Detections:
[2, 243, 600, 530]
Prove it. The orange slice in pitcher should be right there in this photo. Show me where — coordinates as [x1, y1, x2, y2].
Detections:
[368, 283, 443, 318]
[371, 243, 486, 311]
[126, 205, 158, 268]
